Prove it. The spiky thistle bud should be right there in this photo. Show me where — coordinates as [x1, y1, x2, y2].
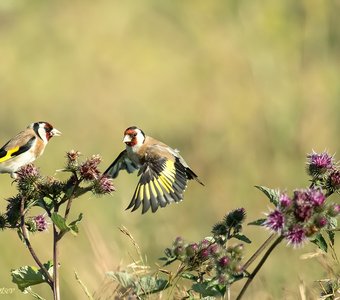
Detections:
[93, 175, 115, 195]
[16, 164, 40, 194]
[328, 170, 340, 191]
[314, 216, 328, 228]
[218, 256, 230, 268]
[285, 225, 306, 247]
[66, 150, 81, 170]
[80, 155, 101, 180]
[33, 215, 49, 232]
[0, 214, 6, 229]
[264, 209, 285, 232]
[307, 151, 334, 176]
[212, 222, 228, 236]
[224, 208, 246, 228]
[279, 193, 291, 208]
[327, 204, 340, 217]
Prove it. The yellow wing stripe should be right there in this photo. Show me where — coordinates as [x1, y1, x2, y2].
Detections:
[149, 180, 158, 198]
[163, 160, 176, 177]
[144, 183, 150, 200]
[162, 168, 176, 180]
[152, 179, 163, 196]
[138, 184, 144, 201]
[158, 174, 175, 193]
[0, 146, 20, 163]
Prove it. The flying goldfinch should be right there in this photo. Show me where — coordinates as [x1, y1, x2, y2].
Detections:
[0, 121, 61, 178]
[104, 126, 204, 214]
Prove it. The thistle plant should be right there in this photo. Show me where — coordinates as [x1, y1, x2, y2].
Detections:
[105, 151, 339, 299]
[1, 150, 114, 300]
[237, 150, 340, 299]
[160, 208, 249, 298]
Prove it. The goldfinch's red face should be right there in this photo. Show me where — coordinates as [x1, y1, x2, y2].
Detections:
[31, 122, 61, 143]
[123, 127, 145, 147]
[44, 122, 61, 141]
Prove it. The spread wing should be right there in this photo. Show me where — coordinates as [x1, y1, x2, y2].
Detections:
[0, 133, 36, 163]
[126, 156, 189, 214]
[104, 150, 139, 178]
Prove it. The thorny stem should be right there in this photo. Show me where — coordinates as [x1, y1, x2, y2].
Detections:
[53, 225, 60, 300]
[242, 233, 275, 271]
[19, 196, 54, 288]
[52, 174, 82, 300]
[236, 235, 284, 300]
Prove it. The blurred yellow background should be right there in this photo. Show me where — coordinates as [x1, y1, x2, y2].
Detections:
[0, 0, 339, 299]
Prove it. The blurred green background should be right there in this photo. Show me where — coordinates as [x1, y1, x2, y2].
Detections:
[0, 0, 339, 299]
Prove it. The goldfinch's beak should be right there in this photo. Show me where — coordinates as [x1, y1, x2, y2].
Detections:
[123, 135, 132, 143]
[51, 128, 62, 137]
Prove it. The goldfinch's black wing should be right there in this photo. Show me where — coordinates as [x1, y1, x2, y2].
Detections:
[0, 135, 36, 163]
[126, 156, 189, 214]
[104, 150, 139, 178]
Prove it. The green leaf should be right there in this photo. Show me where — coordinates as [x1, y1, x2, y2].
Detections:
[106, 271, 134, 288]
[326, 230, 335, 246]
[106, 272, 169, 296]
[192, 281, 225, 297]
[11, 261, 53, 292]
[51, 213, 69, 232]
[37, 197, 53, 211]
[311, 233, 328, 252]
[51, 212, 83, 236]
[255, 186, 280, 206]
[181, 272, 198, 281]
[248, 218, 266, 226]
[234, 234, 251, 244]
[329, 217, 337, 229]
[135, 275, 169, 296]
[68, 213, 83, 236]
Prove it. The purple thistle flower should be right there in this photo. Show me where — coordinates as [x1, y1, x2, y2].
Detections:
[307, 151, 334, 176]
[33, 215, 48, 232]
[314, 216, 328, 228]
[186, 243, 198, 257]
[208, 243, 219, 256]
[308, 188, 326, 207]
[218, 256, 230, 268]
[94, 175, 115, 194]
[200, 239, 210, 247]
[329, 170, 340, 190]
[80, 155, 102, 180]
[66, 150, 81, 162]
[265, 209, 285, 232]
[286, 225, 306, 247]
[16, 164, 40, 180]
[199, 248, 210, 259]
[279, 193, 291, 208]
[293, 189, 313, 221]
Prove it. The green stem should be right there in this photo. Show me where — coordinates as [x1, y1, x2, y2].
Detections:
[53, 225, 61, 300]
[19, 196, 54, 288]
[236, 236, 284, 300]
[242, 233, 275, 271]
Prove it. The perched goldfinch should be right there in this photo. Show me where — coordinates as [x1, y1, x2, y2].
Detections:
[104, 126, 204, 214]
[0, 122, 61, 178]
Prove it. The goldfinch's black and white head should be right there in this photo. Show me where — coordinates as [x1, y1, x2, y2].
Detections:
[29, 122, 61, 144]
[0, 121, 61, 178]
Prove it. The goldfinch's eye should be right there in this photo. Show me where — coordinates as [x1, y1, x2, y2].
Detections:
[132, 133, 137, 137]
